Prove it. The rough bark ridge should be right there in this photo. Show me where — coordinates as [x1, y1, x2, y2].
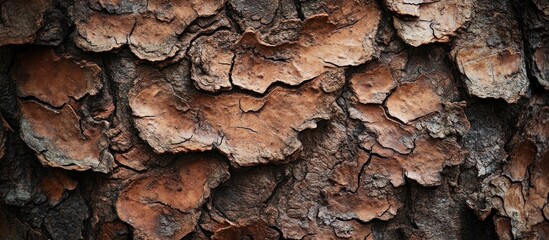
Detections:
[0, 0, 548, 239]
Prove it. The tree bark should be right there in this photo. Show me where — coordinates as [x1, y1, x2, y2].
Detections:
[0, 0, 548, 239]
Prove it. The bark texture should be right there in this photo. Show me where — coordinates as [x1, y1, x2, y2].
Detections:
[0, 0, 548, 239]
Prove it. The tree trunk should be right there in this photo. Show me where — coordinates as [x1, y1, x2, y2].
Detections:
[0, 0, 548, 239]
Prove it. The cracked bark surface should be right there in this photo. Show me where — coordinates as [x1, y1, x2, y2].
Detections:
[74, 0, 226, 61]
[451, 0, 530, 103]
[387, 0, 473, 47]
[0, 0, 548, 239]
[12, 48, 114, 173]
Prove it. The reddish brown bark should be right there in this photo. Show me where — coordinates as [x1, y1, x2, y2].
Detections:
[0, 0, 548, 239]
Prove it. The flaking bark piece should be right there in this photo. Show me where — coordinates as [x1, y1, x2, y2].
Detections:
[12, 48, 102, 108]
[162, 12, 232, 68]
[503, 139, 537, 182]
[38, 169, 78, 205]
[387, 0, 472, 47]
[349, 104, 415, 155]
[383, 0, 428, 17]
[395, 137, 464, 186]
[20, 100, 113, 173]
[128, 67, 223, 155]
[129, 66, 344, 166]
[451, 0, 529, 103]
[188, 30, 237, 93]
[13, 48, 113, 173]
[114, 143, 161, 172]
[326, 151, 399, 222]
[74, 12, 136, 53]
[386, 75, 443, 124]
[330, 150, 371, 191]
[0, 0, 51, 46]
[350, 63, 397, 104]
[231, 0, 381, 94]
[350, 106, 465, 186]
[74, 0, 226, 61]
[453, 47, 529, 103]
[116, 156, 229, 240]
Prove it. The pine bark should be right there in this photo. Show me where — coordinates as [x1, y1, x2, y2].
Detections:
[0, 0, 548, 239]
